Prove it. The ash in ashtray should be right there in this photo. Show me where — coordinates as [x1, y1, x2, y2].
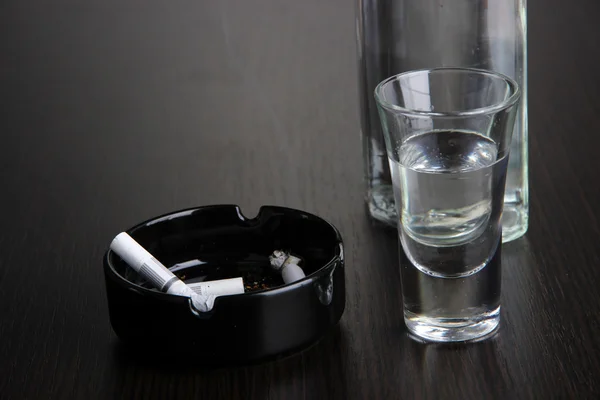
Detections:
[243, 269, 285, 292]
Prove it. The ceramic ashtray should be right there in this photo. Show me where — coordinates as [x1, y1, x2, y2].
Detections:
[104, 205, 345, 365]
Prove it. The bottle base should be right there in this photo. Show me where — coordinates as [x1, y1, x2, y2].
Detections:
[366, 185, 397, 226]
[405, 306, 500, 343]
[501, 203, 529, 242]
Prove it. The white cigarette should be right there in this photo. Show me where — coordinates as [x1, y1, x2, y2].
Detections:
[187, 277, 245, 296]
[110, 232, 242, 312]
[269, 250, 306, 284]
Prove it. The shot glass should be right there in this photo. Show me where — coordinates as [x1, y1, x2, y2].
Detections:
[374, 68, 521, 342]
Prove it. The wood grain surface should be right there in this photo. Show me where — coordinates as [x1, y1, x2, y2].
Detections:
[2, 0, 600, 398]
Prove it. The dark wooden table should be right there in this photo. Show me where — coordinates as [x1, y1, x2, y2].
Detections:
[2, 0, 600, 398]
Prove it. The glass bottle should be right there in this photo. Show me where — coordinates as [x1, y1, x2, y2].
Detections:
[356, 0, 528, 242]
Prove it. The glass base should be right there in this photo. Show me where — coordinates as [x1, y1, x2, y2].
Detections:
[405, 306, 500, 343]
[366, 184, 528, 243]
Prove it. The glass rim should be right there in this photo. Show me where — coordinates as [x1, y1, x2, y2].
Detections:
[374, 67, 521, 117]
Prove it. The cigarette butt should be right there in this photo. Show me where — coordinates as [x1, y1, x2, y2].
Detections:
[187, 277, 245, 296]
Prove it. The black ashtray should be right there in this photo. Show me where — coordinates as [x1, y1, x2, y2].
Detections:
[104, 205, 345, 365]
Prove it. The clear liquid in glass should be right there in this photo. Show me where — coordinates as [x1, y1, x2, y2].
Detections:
[390, 130, 505, 341]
